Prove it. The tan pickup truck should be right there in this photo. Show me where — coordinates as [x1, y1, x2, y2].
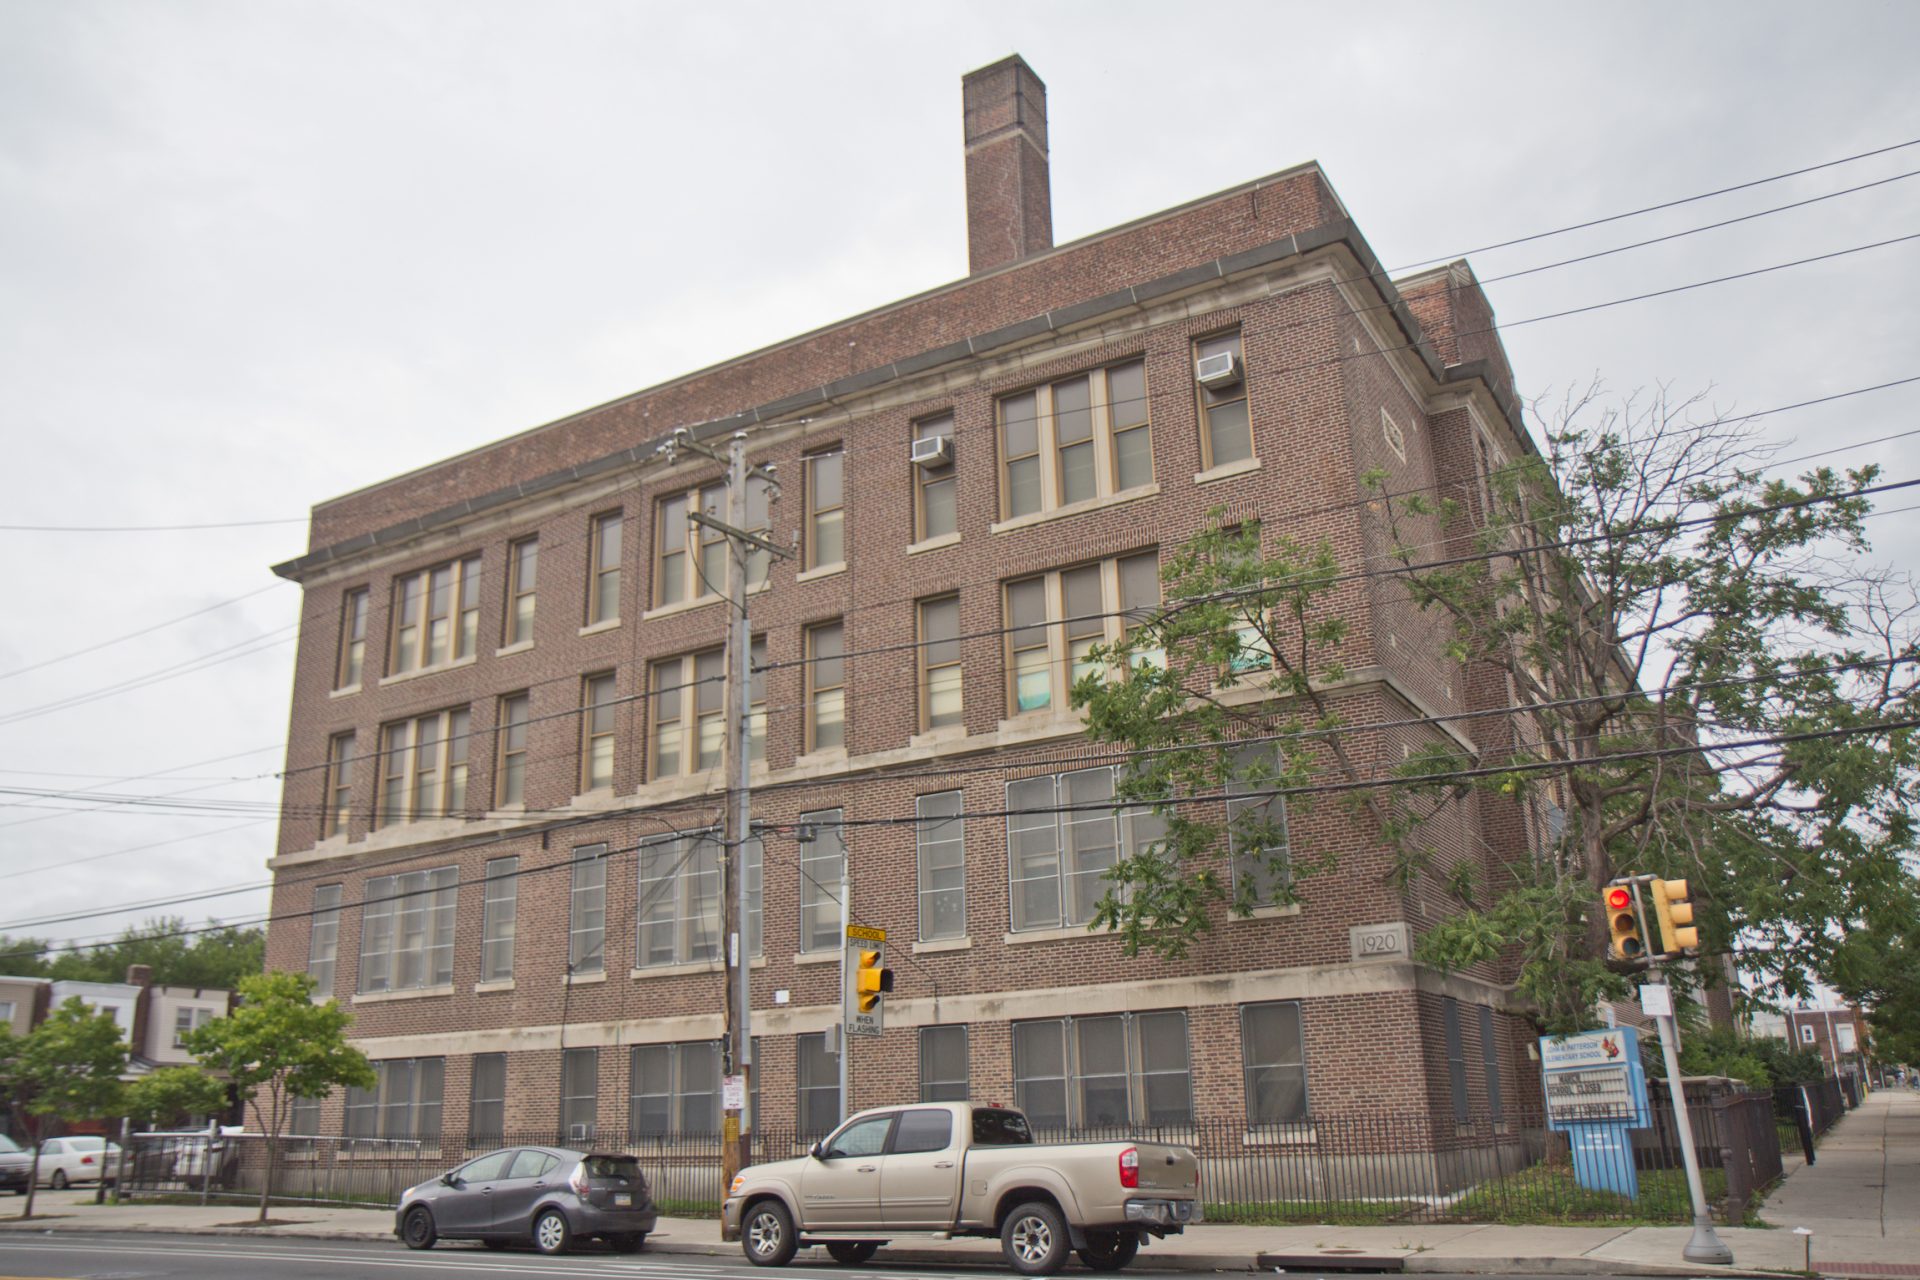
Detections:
[722, 1102, 1199, 1275]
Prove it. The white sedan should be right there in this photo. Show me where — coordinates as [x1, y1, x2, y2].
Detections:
[36, 1137, 121, 1188]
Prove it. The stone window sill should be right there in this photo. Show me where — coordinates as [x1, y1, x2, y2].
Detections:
[795, 562, 847, 585]
[1194, 456, 1262, 486]
[643, 594, 719, 622]
[565, 970, 607, 986]
[1233, 903, 1303, 921]
[990, 483, 1160, 536]
[908, 724, 968, 750]
[328, 684, 361, 700]
[578, 618, 621, 637]
[495, 640, 535, 658]
[912, 936, 972, 955]
[631, 957, 765, 980]
[353, 985, 455, 1005]
[906, 532, 961, 556]
[379, 654, 477, 688]
[1002, 923, 1113, 946]
[474, 979, 515, 993]
[793, 951, 840, 967]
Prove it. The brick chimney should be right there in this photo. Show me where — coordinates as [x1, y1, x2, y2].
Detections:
[962, 55, 1052, 274]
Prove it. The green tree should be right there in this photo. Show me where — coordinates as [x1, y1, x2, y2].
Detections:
[40, 919, 265, 989]
[1075, 387, 1919, 1032]
[0, 999, 129, 1218]
[183, 970, 374, 1224]
[123, 1066, 230, 1129]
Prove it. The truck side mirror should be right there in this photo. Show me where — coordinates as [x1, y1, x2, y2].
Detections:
[808, 1141, 824, 1160]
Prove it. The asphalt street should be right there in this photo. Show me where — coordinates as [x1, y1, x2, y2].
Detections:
[0, 1233, 1622, 1280]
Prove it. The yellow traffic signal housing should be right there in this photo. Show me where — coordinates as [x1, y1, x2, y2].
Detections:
[1604, 884, 1647, 964]
[854, 948, 893, 1013]
[1649, 879, 1700, 956]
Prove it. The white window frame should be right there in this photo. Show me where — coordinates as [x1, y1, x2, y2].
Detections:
[636, 830, 762, 968]
[358, 867, 457, 993]
[481, 856, 517, 982]
[1006, 766, 1163, 932]
[798, 809, 845, 954]
[1012, 1011, 1191, 1133]
[915, 792, 966, 941]
[1003, 552, 1159, 716]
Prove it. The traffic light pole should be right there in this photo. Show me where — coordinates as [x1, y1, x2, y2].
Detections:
[838, 854, 850, 1125]
[1648, 962, 1732, 1265]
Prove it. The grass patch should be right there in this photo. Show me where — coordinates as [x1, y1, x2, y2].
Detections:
[1445, 1163, 1756, 1226]
[654, 1199, 721, 1220]
[1203, 1199, 1417, 1226]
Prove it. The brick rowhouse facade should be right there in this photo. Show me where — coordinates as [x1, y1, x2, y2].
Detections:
[265, 56, 1549, 1147]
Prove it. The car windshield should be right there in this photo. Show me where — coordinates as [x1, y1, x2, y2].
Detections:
[583, 1155, 641, 1182]
[972, 1109, 1035, 1146]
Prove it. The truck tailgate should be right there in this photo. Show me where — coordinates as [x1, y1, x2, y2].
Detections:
[1132, 1143, 1198, 1193]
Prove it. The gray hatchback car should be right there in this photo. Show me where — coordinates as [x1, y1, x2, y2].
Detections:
[396, 1146, 656, 1254]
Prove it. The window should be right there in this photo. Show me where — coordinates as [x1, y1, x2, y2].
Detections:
[496, 692, 529, 807]
[894, 1108, 955, 1154]
[324, 732, 355, 838]
[805, 621, 845, 752]
[654, 480, 767, 608]
[570, 843, 607, 974]
[308, 884, 341, 995]
[1003, 551, 1160, 715]
[1195, 331, 1251, 468]
[377, 708, 470, 827]
[1799, 1023, 1816, 1045]
[336, 588, 368, 688]
[1013, 1011, 1191, 1132]
[390, 555, 482, 674]
[1227, 745, 1291, 906]
[505, 536, 537, 646]
[581, 673, 617, 792]
[996, 359, 1151, 520]
[916, 792, 965, 941]
[561, 1047, 598, 1138]
[914, 414, 956, 541]
[1381, 407, 1407, 462]
[0, 1000, 13, 1026]
[1006, 766, 1165, 932]
[629, 1041, 720, 1136]
[920, 1025, 969, 1102]
[587, 513, 622, 625]
[1444, 998, 1469, 1123]
[470, 1053, 505, 1142]
[636, 830, 763, 967]
[1478, 1005, 1504, 1123]
[289, 1095, 321, 1140]
[481, 857, 517, 982]
[797, 1032, 839, 1136]
[172, 1005, 214, 1048]
[345, 1058, 444, 1138]
[1241, 1002, 1309, 1126]
[649, 641, 766, 780]
[798, 810, 845, 954]
[918, 596, 963, 731]
[804, 450, 845, 569]
[358, 867, 457, 993]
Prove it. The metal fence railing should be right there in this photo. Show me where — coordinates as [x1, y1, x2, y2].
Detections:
[119, 1093, 1796, 1225]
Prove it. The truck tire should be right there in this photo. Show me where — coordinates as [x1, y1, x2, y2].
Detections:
[1002, 1200, 1069, 1276]
[743, 1198, 799, 1267]
[826, 1241, 879, 1265]
[1078, 1230, 1140, 1271]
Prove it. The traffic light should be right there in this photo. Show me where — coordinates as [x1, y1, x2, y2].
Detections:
[1648, 879, 1699, 957]
[1604, 883, 1647, 964]
[854, 948, 893, 1013]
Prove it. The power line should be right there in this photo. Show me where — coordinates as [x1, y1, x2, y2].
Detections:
[0, 582, 292, 684]
[0, 517, 309, 532]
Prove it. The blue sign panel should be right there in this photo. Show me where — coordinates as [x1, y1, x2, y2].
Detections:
[1540, 1027, 1648, 1198]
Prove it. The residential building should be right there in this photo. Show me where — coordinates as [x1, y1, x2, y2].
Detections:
[265, 57, 1548, 1146]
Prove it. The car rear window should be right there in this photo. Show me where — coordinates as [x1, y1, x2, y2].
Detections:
[584, 1154, 642, 1182]
[971, 1109, 1034, 1146]
[68, 1137, 106, 1150]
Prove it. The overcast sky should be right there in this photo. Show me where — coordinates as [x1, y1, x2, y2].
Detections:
[2, 1, 1916, 978]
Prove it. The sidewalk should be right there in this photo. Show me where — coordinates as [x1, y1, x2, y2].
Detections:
[1, 1093, 1914, 1278]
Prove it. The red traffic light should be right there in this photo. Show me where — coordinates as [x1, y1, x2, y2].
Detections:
[1606, 887, 1632, 910]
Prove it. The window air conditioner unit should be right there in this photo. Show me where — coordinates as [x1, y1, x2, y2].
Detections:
[909, 434, 953, 468]
[568, 1123, 589, 1141]
[1194, 352, 1243, 390]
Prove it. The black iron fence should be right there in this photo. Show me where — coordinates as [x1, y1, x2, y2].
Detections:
[120, 1095, 1788, 1225]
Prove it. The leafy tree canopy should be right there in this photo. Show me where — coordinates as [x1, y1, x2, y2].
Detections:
[0, 918, 264, 989]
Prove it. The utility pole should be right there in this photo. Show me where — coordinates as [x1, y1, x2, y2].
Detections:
[663, 427, 786, 1192]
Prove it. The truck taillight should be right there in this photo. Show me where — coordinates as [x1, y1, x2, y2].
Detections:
[1118, 1146, 1139, 1189]
[568, 1162, 591, 1196]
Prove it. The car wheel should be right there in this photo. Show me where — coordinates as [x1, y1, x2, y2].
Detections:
[1077, 1230, 1140, 1272]
[826, 1241, 879, 1265]
[400, 1206, 438, 1251]
[482, 1238, 512, 1251]
[1001, 1200, 1069, 1276]
[742, 1198, 798, 1267]
[607, 1232, 646, 1253]
[50, 1170, 69, 1191]
[532, 1208, 573, 1256]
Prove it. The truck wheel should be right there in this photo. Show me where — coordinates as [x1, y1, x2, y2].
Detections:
[1002, 1200, 1069, 1276]
[826, 1241, 879, 1265]
[1078, 1230, 1140, 1271]
[743, 1199, 798, 1267]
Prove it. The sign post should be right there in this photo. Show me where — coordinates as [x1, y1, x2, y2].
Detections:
[1540, 1027, 1649, 1198]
